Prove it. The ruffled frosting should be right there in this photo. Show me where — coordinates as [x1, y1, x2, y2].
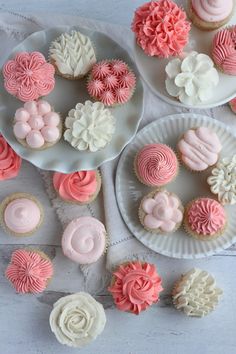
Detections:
[108, 261, 163, 315]
[3, 52, 55, 102]
[177, 127, 222, 171]
[131, 0, 191, 58]
[172, 268, 223, 317]
[49, 292, 106, 348]
[0, 135, 21, 180]
[192, 0, 233, 22]
[64, 101, 115, 152]
[165, 51, 219, 105]
[5, 249, 53, 294]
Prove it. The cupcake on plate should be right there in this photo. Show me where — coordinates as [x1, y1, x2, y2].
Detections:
[177, 127, 222, 172]
[0, 135, 22, 181]
[108, 261, 163, 315]
[134, 143, 178, 187]
[184, 197, 227, 240]
[5, 248, 53, 294]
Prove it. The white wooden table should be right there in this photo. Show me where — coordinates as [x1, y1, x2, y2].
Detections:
[0, 2, 236, 354]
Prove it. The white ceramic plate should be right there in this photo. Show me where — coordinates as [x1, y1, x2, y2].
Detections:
[116, 114, 236, 259]
[133, 0, 236, 109]
[0, 26, 143, 173]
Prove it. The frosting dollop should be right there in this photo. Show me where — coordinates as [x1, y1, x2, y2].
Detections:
[108, 261, 163, 314]
[3, 52, 55, 102]
[172, 268, 223, 317]
[5, 249, 53, 293]
[0, 135, 21, 180]
[191, 0, 233, 22]
[64, 101, 115, 152]
[49, 292, 106, 348]
[131, 0, 191, 58]
[178, 127, 222, 171]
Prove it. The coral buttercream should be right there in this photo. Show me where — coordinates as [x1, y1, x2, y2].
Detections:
[0, 135, 21, 181]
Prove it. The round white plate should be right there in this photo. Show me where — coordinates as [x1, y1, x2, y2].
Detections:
[0, 26, 143, 173]
[133, 0, 236, 109]
[116, 114, 236, 259]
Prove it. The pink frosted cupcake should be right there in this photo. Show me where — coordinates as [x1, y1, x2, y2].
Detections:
[0, 134, 22, 181]
[134, 143, 179, 187]
[229, 97, 236, 113]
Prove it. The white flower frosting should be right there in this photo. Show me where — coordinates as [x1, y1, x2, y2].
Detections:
[172, 268, 223, 317]
[49, 31, 96, 78]
[165, 51, 219, 105]
[64, 100, 115, 152]
[207, 155, 236, 205]
[49, 292, 106, 348]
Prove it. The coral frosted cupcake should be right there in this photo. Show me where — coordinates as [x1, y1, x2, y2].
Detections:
[5, 248, 53, 294]
[134, 143, 178, 187]
[0, 135, 22, 181]
[108, 261, 163, 315]
[184, 197, 227, 240]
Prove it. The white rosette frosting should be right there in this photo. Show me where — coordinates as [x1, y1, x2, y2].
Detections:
[172, 268, 223, 317]
[165, 51, 219, 105]
[49, 292, 106, 348]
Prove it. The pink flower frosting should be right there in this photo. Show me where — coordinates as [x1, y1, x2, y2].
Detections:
[229, 97, 236, 113]
[187, 198, 226, 236]
[53, 170, 99, 203]
[191, 0, 233, 22]
[108, 261, 163, 315]
[3, 51, 55, 102]
[212, 26, 236, 75]
[131, 0, 191, 58]
[5, 249, 53, 294]
[87, 59, 136, 106]
[135, 144, 178, 187]
[141, 191, 183, 232]
[0, 135, 21, 181]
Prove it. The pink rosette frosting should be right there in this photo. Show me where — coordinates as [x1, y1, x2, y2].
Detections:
[0, 135, 21, 181]
[5, 249, 53, 294]
[108, 261, 163, 315]
[131, 0, 191, 58]
[192, 0, 233, 22]
[3, 52, 55, 102]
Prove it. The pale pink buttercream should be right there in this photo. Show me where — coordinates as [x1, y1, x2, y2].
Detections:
[108, 261, 163, 315]
[62, 217, 106, 264]
[178, 127, 222, 171]
[5, 249, 53, 293]
[3, 52, 55, 102]
[135, 144, 178, 187]
[187, 198, 226, 236]
[192, 0, 233, 22]
[0, 135, 22, 181]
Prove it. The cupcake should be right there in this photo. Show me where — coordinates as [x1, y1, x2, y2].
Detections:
[177, 127, 222, 171]
[134, 143, 178, 187]
[62, 216, 108, 264]
[0, 193, 44, 236]
[207, 155, 236, 205]
[64, 101, 115, 152]
[2, 51, 55, 102]
[53, 170, 101, 204]
[188, 0, 233, 31]
[172, 268, 223, 317]
[184, 197, 227, 240]
[49, 292, 106, 348]
[229, 97, 236, 113]
[108, 261, 163, 315]
[165, 51, 219, 105]
[49, 30, 96, 80]
[212, 26, 236, 75]
[0, 134, 22, 181]
[5, 248, 53, 294]
[131, 0, 191, 58]
[139, 189, 184, 233]
[87, 59, 136, 106]
[13, 100, 62, 150]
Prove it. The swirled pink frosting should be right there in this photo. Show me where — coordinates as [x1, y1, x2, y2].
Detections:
[192, 0, 233, 22]
[53, 170, 99, 203]
[108, 261, 163, 314]
[212, 26, 236, 75]
[0, 135, 21, 180]
[131, 0, 191, 58]
[135, 144, 178, 186]
[3, 52, 55, 102]
[5, 249, 53, 293]
[187, 198, 226, 236]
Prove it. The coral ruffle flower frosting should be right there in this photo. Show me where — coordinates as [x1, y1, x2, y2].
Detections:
[3, 52, 55, 102]
[0, 135, 21, 181]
